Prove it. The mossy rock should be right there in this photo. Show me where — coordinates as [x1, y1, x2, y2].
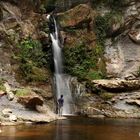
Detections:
[58, 4, 96, 28]
[29, 66, 49, 82]
[0, 85, 6, 92]
[16, 88, 31, 97]
[100, 92, 115, 100]
[0, 79, 6, 92]
[20, 62, 49, 82]
[16, 87, 43, 109]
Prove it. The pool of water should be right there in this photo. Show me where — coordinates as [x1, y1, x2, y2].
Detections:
[0, 117, 140, 140]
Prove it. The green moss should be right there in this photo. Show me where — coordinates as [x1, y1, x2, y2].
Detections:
[87, 71, 104, 80]
[0, 79, 6, 92]
[16, 88, 31, 96]
[100, 92, 115, 100]
[0, 85, 6, 92]
[28, 66, 49, 82]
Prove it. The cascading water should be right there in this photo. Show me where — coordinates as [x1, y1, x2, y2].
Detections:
[48, 15, 73, 115]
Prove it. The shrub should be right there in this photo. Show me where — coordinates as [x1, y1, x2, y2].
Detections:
[94, 11, 122, 45]
[17, 38, 50, 82]
[63, 42, 105, 80]
[20, 65, 49, 82]
[44, 0, 57, 12]
[18, 38, 48, 66]
[91, 0, 128, 10]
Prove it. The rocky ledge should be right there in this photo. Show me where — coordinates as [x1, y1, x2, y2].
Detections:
[92, 79, 140, 92]
[0, 82, 58, 126]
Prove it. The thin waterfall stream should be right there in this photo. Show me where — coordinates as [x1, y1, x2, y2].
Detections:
[48, 15, 73, 115]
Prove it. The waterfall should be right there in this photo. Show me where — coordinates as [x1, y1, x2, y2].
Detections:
[48, 15, 73, 115]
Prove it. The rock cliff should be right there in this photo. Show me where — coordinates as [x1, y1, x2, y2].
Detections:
[0, 0, 140, 124]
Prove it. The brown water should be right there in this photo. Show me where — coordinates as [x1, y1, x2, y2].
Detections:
[0, 117, 140, 140]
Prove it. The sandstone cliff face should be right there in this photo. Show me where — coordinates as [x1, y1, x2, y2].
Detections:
[0, 0, 140, 122]
[0, 1, 56, 124]
[105, 0, 140, 79]
[56, 1, 140, 118]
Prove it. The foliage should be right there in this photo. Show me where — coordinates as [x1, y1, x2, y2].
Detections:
[39, 4, 46, 13]
[86, 71, 104, 80]
[44, 0, 57, 12]
[100, 92, 115, 100]
[63, 43, 104, 80]
[0, 79, 6, 92]
[91, 0, 128, 10]
[16, 88, 31, 96]
[18, 38, 47, 66]
[94, 11, 122, 45]
[17, 38, 50, 82]
[20, 63, 49, 82]
[41, 22, 50, 34]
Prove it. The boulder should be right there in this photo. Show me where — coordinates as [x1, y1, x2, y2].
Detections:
[17, 90, 44, 110]
[126, 99, 140, 106]
[7, 91, 14, 101]
[36, 104, 50, 114]
[9, 114, 17, 121]
[129, 30, 140, 44]
[92, 79, 140, 92]
[4, 82, 14, 101]
[20, 20, 37, 39]
[4, 82, 11, 93]
[128, 21, 140, 44]
[57, 4, 96, 28]
[2, 108, 12, 117]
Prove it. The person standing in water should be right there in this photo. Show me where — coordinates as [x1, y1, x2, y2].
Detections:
[58, 95, 64, 116]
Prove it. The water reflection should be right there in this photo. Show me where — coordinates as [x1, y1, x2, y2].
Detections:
[54, 120, 69, 140]
[0, 117, 140, 140]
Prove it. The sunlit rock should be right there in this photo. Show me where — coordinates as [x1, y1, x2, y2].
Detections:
[16, 89, 44, 110]
[92, 79, 140, 92]
[129, 30, 140, 44]
[9, 114, 17, 121]
[2, 108, 12, 117]
[58, 4, 96, 28]
[126, 99, 140, 107]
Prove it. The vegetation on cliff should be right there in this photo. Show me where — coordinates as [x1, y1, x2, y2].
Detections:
[17, 38, 51, 82]
[63, 42, 105, 80]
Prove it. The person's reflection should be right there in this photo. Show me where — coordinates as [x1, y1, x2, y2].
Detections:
[0, 126, 16, 140]
[54, 120, 69, 140]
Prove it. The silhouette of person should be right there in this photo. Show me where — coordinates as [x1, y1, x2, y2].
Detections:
[58, 95, 64, 116]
